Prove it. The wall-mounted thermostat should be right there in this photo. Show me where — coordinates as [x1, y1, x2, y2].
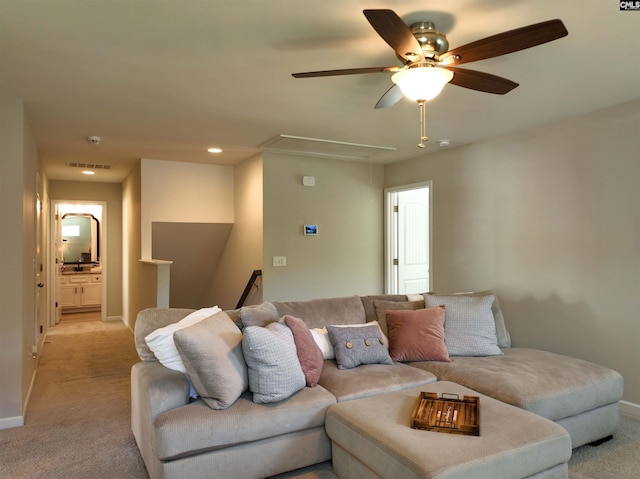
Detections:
[304, 225, 318, 235]
[302, 175, 315, 187]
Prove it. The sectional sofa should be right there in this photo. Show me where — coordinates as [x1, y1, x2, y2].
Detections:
[130, 292, 623, 479]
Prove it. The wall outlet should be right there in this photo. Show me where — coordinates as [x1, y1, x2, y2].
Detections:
[273, 256, 287, 267]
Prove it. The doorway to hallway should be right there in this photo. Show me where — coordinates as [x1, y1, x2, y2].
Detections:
[49, 201, 107, 326]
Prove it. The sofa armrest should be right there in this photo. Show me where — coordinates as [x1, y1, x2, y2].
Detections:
[131, 361, 190, 447]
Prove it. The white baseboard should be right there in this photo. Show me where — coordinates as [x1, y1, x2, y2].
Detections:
[619, 400, 640, 419]
[0, 416, 24, 430]
[105, 315, 124, 322]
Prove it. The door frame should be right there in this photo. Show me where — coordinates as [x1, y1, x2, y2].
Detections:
[48, 200, 107, 324]
[384, 181, 432, 294]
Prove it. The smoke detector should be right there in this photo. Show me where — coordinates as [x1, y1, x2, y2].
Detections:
[87, 136, 101, 145]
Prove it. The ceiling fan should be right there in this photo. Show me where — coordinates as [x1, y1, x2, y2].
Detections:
[292, 9, 568, 110]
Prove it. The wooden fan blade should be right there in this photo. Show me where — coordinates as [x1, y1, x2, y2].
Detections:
[292, 66, 400, 78]
[447, 67, 519, 94]
[374, 84, 404, 109]
[363, 9, 425, 62]
[441, 19, 568, 65]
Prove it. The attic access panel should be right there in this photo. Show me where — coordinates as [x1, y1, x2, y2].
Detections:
[260, 135, 396, 160]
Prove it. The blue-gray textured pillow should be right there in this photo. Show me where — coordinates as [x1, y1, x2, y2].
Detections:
[327, 323, 393, 370]
[424, 294, 503, 357]
[242, 322, 306, 403]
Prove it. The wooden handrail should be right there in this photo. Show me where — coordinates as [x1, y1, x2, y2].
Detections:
[236, 269, 262, 309]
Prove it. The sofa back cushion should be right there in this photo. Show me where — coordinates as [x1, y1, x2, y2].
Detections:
[134, 308, 196, 361]
[361, 295, 408, 323]
[238, 302, 279, 328]
[272, 295, 366, 329]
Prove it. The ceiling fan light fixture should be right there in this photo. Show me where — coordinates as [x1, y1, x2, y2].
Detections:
[391, 67, 453, 102]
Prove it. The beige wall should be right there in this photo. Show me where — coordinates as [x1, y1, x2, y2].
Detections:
[122, 164, 159, 329]
[140, 158, 234, 259]
[262, 153, 385, 301]
[0, 94, 39, 428]
[385, 99, 640, 405]
[202, 154, 264, 310]
[48, 180, 123, 319]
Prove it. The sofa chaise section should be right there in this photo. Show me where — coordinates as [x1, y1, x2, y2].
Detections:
[409, 347, 623, 447]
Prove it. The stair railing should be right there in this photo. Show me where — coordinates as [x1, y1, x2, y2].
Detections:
[236, 269, 262, 309]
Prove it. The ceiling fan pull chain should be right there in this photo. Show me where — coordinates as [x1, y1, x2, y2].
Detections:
[418, 100, 428, 148]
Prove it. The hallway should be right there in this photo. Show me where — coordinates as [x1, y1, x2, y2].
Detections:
[0, 313, 147, 478]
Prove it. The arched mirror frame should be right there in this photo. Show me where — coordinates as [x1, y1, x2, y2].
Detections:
[61, 213, 100, 265]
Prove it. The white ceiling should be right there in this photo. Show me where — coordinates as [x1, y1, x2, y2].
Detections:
[1, 0, 639, 183]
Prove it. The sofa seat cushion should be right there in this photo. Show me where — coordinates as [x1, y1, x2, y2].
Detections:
[319, 360, 437, 402]
[409, 348, 623, 421]
[272, 295, 366, 329]
[152, 385, 336, 461]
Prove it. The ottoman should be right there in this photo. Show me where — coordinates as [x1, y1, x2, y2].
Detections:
[325, 382, 572, 479]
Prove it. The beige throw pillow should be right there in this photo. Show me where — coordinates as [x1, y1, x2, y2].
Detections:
[173, 311, 248, 409]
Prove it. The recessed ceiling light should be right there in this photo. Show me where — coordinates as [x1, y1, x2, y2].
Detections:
[82, 170, 95, 175]
[207, 147, 222, 153]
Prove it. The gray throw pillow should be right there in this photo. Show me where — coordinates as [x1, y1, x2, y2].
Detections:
[327, 323, 393, 370]
[242, 322, 306, 403]
[173, 311, 248, 409]
[424, 294, 503, 357]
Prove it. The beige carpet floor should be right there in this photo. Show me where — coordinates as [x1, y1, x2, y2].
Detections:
[0, 314, 637, 479]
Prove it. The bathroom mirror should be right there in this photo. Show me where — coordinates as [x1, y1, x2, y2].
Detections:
[61, 214, 100, 264]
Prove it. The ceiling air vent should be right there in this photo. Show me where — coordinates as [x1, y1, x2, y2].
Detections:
[66, 162, 112, 170]
[260, 135, 396, 160]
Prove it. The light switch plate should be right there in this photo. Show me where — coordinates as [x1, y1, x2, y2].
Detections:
[273, 256, 287, 267]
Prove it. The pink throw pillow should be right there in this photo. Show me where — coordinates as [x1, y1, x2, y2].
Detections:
[386, 306, 450, 362]
[283, 315, 324, 387]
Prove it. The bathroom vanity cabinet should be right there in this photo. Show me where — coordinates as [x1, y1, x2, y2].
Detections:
[58, 273, 102, 311]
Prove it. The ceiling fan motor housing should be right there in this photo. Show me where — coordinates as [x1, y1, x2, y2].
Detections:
[410, 22, 449, 56]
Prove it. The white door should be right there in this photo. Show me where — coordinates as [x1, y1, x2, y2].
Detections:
[54, 205, 64, 324]
[35, 182, 45, 344]
[385, 183, 431, 294]
[397, 187, 429, 294]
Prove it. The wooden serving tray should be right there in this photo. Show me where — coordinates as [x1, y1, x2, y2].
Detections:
[410, 392, 480, 436]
